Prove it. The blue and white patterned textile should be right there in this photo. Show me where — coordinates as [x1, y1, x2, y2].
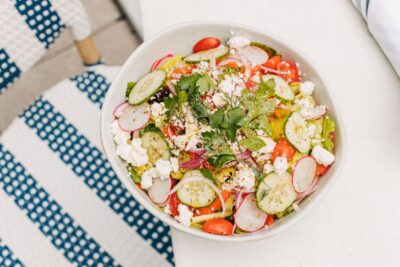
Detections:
[0, 65, 174, 266]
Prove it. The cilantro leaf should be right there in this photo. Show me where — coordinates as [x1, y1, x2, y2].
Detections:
[163, 95, 178, 117]
[256, 78, 275, 97]
[207, 154, 236, 169]
[196, 74, 215, 94]
[202, 131, 233, 157]
[177, 73, 202, 95]
[247, 116, 272, 136]
[210, 109, 224, 128]
[200, 168, 215, 182]
[241, 136, 266, 152]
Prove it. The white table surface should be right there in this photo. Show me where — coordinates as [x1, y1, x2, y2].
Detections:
[138, 0, 400, 266]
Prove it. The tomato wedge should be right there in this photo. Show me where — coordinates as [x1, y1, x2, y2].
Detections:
[193, 37, 221, 53]
[263, 55, 282, 70]
[194, 190, 232, 216]
[272, 137, 296, 161]
[203, 218, 233, 235]
[169, 193, 181, 217]
[277, 60, 301, 83]
[163, 125, 177, 140]
[265, 215, 275, 226]
[316, 164, 330, 176]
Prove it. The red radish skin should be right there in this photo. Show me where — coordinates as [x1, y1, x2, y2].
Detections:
[296, 177, 319, 203]
[234, 193, 267, 232]
[118, 103, 150, 132]
[151, 54, 174, 71]
[292, 156, 317, 193]
[113, 102, 128, 119]
[148, 177, 173, 205]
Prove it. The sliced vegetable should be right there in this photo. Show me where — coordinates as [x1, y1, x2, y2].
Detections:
[194, 190, 232, 216]
[296, 177, 319, 203]
[113, 101, 129, 118]
[292, 156, 317, 193]
[193, 37, 221, 53]
[256, 172, 297, 214]
[239, 45, 269, 65]
[169, 193, 181, 217]
[151, 54, 174, 71]
[159, 55, 183, 73]
[128, 70, 167, 105]
[148, 177, 172, 205]
[277, 60, 301, 83]
[272, 137, 296, 161]
[263, 55, 282, 70]
[316, 164, 330, 176]
[284, 112, 311, 154]
[203, 218, 233, 235]
[235, 193, 267, 232]
[141, 131, 170, 164]
[118, 103, 150, 132]
[185, 47, 229, 64]
[263, 74, 294, 101]
[250, 42, 280, 58]
[322, 117, 335, 152]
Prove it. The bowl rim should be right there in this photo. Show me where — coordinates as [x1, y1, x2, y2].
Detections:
[100, 20, 348, 242]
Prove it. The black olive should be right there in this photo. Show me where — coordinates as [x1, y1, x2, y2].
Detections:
[149, 87, 170, 103]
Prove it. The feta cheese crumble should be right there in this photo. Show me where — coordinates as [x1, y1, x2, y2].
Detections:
[227, 36, 251, 49]
[299, 81, 315, 95]
[212, 92, 227, 107]
[218, 75, 245, 97]
[263, 162, 274, 174]
[151, 102, 166, 117]
[311, 146, 335, 166]
[176, 204, 193, 226]
[141, 168, 158, 189]
[111, 120, 130, 145]
[274, 157, 289, 175]
[235, 163, 256, 190]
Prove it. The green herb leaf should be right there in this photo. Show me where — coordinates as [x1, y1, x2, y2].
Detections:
[139, 123, 163, 136]
[227, 107, 246, 127]
[202, 131, 233, 157]
[125, 82, 136, 99]
[200, 168, 215, 182]
[210, 109, 224, 128]
[207, 154, 236, 169]
[256, 78, 275, 97]
[225, 66, 241, 75]
[247, 116, 272, 136]
[322, 117, 335, 152]
[196, 74, 215, 94]
[177, 73, 202, 95]
[163, 96, 178, 117]
[241, 136, 266, 152]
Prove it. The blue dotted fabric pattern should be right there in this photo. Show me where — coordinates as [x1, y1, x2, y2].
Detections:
[0, 49, 21, 94]
[0, 240, 25, 267]
[0, 144, 121, 267]
[13, 0, 65, 48]
[70, 71, 110, 108]
[20, 97, 174, 264]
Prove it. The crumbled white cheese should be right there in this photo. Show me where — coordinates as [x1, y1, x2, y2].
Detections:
[111, 120, 130, 145]
[227, 36, 251, 49]
[258, 137, 276, 154]
[311, 146, 335, 166]
[176, 204, 193, 226]
[252, 74, 261, 83]
[212, 92, 227, 107]
[307, 123, 317, 137]
[155, 159, 173, 180]
[274, 157, 288, 175]
[170, 157, 179, 172]
[141, 168, 159, 189]
[218, 75, 245, 97]
[192, 61, 209, 74]
[300, 105, 326, 119]
[151, 102, 166, 118]
[263, 162, 274, 174]
[115, 138, 149, 167]
[299, 81, 315, 95]
[235, 163, 256, 190]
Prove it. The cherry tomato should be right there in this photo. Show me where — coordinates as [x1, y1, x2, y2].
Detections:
[163, 125, 177, 139]
[272, 137, 296, 161]
[265, 215, 275, 226]
[316, 164, 330, 176]
[193, 37, 221, 53]
[203, 219, 233, 235]
[194, 191, 232, 216]
[263, 55, 282, 70]
[277, 60, 301, 83]
[169, 193, 181, 217]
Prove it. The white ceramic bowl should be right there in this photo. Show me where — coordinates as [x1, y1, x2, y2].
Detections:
[100, 22, 347, 242]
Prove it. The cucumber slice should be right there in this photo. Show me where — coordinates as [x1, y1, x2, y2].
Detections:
[177, 175, 217, 208]
[128, 70, 166, 105]
[256, 172, 297, 214]
[141, 131, 170, 164]
[184, 46, 229, 63]
[284, 112, 311, 154]
[263, 74, 294, 101]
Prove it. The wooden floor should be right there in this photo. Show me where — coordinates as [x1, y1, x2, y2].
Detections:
[0, 0, 142, 133]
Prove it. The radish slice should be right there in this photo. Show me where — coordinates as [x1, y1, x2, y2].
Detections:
[148, 177, 172, 205]
[180, 158, 204, 169]
[151, 54, 174, 71]
[296, 177, 319, 203]
[169, 175, 225, 213]
[302, 106, 327, 120]
[118, 103, 150, 132]
[292, 156, 317, 193]
[113, 102, 129, 118]
[217, 57, 242, 67]
[239, 46, 269, 65]
[234, 193, 267, 232]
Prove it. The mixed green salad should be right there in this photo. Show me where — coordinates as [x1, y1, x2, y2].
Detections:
[111, 35, 336, 235]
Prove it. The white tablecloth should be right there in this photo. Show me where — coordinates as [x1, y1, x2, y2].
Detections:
[139, 0, 400, 266]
